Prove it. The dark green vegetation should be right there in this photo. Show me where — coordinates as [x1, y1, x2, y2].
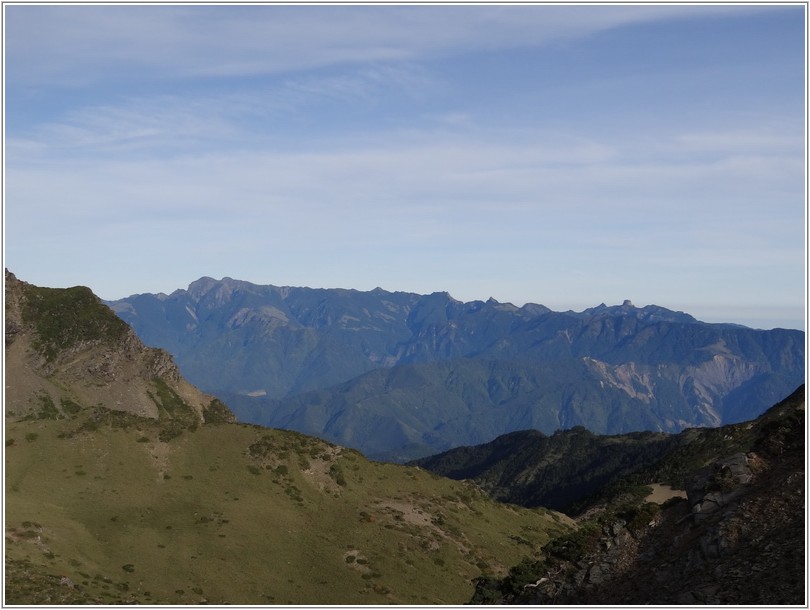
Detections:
[5, 408, 571, 605]
[148, 378, 200, 434]
[109, 277, 804, 461]
[411, 426, 678, 513]
[412, 383, 805, 516]
[470, 386, 806, 605]
[21, 283, 129, 363]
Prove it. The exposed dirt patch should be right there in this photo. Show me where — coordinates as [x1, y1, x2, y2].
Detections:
[645, 483, 687, 504]
[342, 549, 371, 573]
[377, 500, 434, 529]
[148, 442, 172, 481]
[376, 499, 474, 556]
[301, 447, 344, 495]
[6, 523, 53, 557]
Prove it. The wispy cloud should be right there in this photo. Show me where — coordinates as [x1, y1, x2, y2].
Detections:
[8, 97, 238, 156]
[5, 4, 766, 87]
[7, 61, 438, 159]
[672, 129, 804, 157]
[8, 121, 801, 240]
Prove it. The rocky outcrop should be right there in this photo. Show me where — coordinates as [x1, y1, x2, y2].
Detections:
[687, 452, 754, 521]
[4, 270, 235, 425]
[472, 387, 805, 605]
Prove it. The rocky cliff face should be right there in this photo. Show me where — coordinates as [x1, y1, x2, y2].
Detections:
[471, 386, 805, 605]
[4, 270, 235, 424]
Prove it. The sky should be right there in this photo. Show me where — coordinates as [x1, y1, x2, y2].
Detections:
[3, 3, 806, 330]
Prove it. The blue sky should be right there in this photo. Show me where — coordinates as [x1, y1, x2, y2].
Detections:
[4, 4, 806, 330]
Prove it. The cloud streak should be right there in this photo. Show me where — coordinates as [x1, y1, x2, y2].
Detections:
[6, 4, 765, 86]
[8, 122, 801, 250]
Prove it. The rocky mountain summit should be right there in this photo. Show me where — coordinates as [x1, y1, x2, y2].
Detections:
[471, 386, 805, 605]
[109, 276, 804, 461]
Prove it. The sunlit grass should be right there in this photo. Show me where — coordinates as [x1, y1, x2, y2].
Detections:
[5, 412, 572, 604]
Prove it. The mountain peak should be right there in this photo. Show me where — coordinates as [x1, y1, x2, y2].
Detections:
[186, 276, 261, 306]
[187, 276, 219, 298]
[429, 290, 458, 302]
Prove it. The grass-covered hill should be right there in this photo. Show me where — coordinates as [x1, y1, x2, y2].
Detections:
[6, 411, 571, 604]
[4, 272, 572, 604]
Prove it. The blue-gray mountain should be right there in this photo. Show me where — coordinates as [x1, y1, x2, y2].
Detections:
[108, 277, 804, 461]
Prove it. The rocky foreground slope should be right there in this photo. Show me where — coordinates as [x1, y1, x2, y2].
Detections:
[471, 386, 805, 605]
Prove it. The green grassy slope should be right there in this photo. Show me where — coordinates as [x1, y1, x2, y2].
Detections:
[5, 410, 571, 605]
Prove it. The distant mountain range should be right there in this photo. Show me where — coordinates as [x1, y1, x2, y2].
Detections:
[108, 276, 805, 461]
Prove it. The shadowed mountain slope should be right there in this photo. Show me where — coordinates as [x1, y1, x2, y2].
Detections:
[411, 426, 678, 513]
[470, 386, 805, 605]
